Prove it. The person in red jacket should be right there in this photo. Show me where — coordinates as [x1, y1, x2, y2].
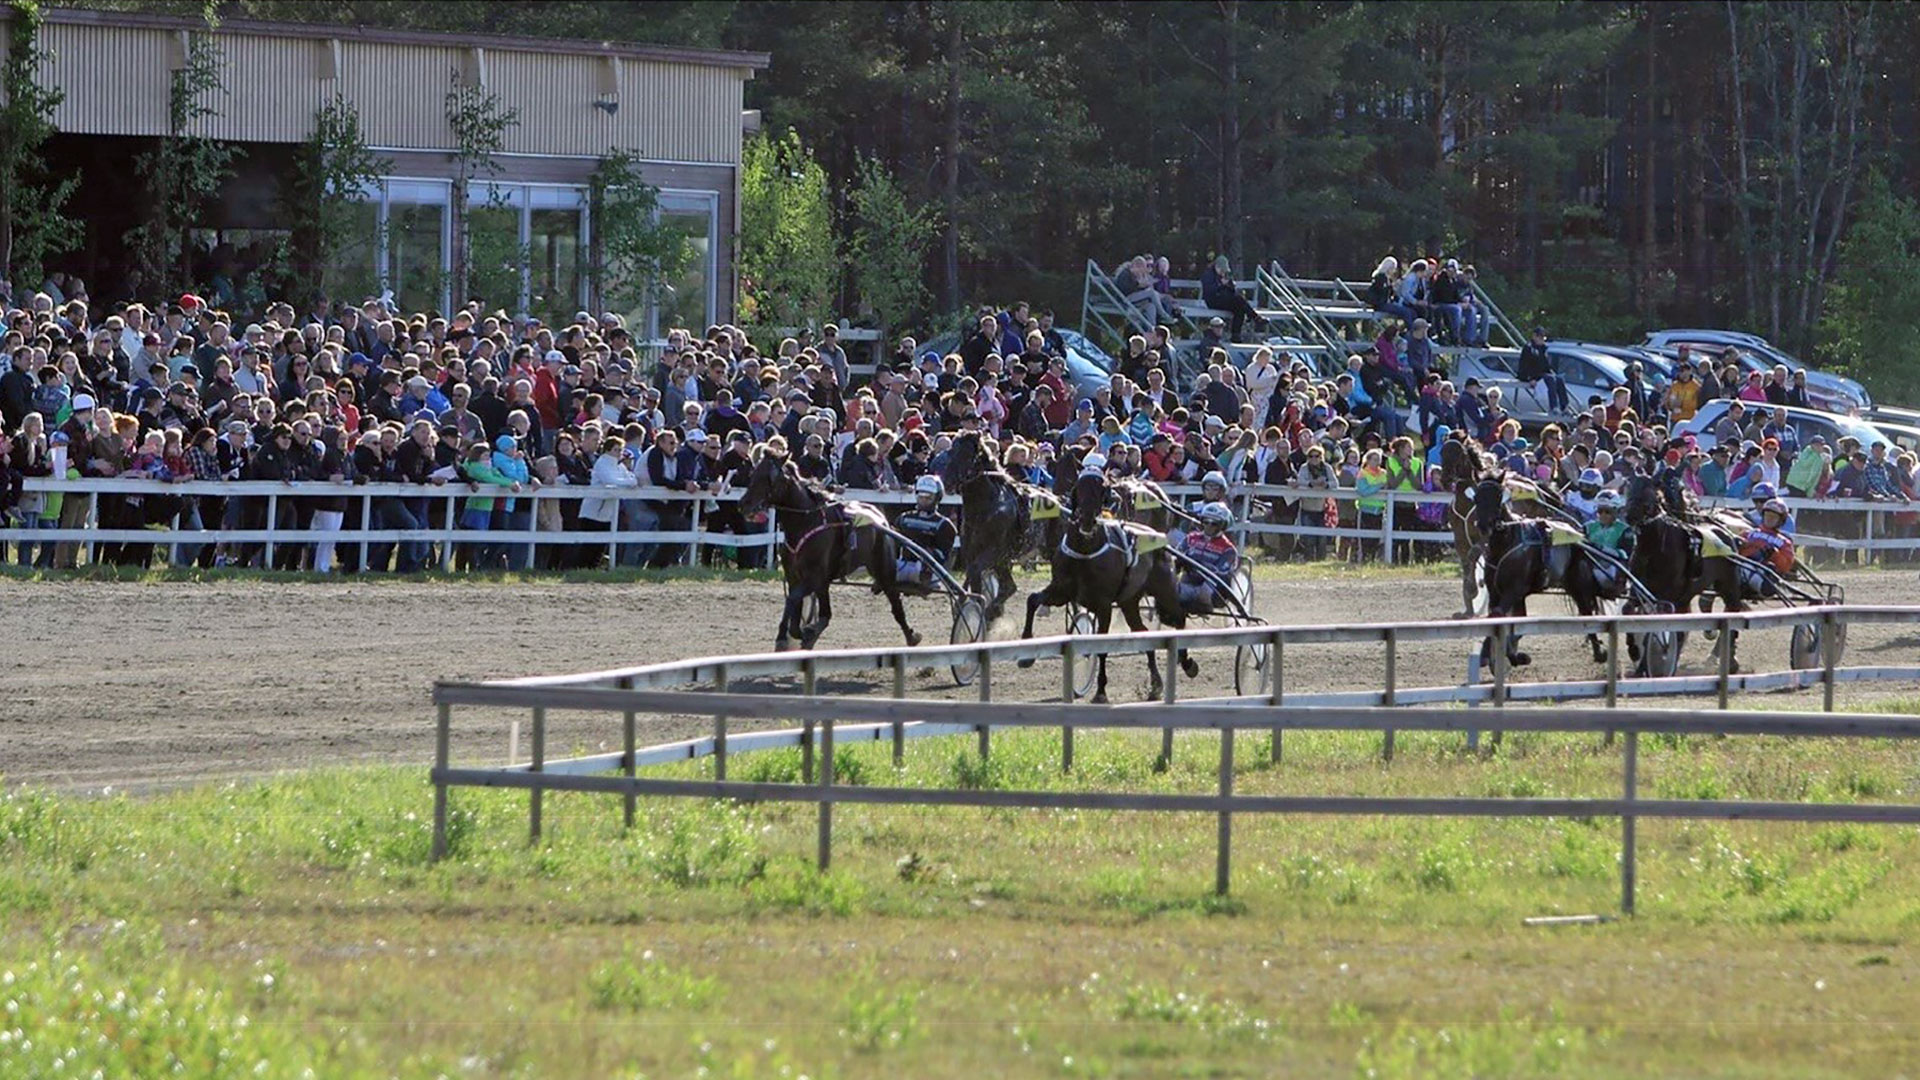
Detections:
[531, 349, 564, 450]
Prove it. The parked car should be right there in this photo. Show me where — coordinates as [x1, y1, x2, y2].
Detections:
[1673, 399, 1895, 454]
[1642, 329, 1870, 413]
[1453, 344, 1636, 427]
[916, 327, 1114, 400]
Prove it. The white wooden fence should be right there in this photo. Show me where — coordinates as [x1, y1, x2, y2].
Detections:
[4, 476, 1915, 570]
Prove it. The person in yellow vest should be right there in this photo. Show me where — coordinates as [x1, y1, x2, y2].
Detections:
[1383, 436, 1420, 560]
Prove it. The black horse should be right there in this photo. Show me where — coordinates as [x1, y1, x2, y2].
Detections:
[942, 431, 1036, 619]
[1467, 476, 1615, 668]
[738, 448, 922, 652]
[1625, 475, 1746, 672]
[1019, 470, 1195, 703]
[1441, 438, 1501, 617]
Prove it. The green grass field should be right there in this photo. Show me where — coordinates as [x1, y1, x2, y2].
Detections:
[5, 722, 1919, 1078]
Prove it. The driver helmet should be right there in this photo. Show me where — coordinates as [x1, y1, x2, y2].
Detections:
[1762, 497, 1789, 520]
[1200, 469, 1228, 494]
[1594, 489, 1624, 512]
[1751, 482, 1777, 501]
[1079, 452, 1108, 478]
[1200, 501, 1234, 530]
[914, 474, 943, 503]
[1577, 467, 1604, 492]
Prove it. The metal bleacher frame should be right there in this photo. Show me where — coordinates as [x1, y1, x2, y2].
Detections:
[1081, 258, 1525, 388]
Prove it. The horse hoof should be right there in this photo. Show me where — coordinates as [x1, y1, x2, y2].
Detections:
[1180, 657, 1200, 679]
[1017, 658, 1036, 670]
[905, 630, 923, 647]
[1091, 692, 1108, 705]
[1512, 652, 1533, 667]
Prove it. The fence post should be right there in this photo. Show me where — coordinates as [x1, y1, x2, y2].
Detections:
[1269, 630, 1284, 765]
[264, 493, 278, 568]
[817, 707, 834, 872]
[1381, 628, 1397, 762]
[1215, 722, 1235, 896]
[86, 491, 98, 566]
[1821, 609, 1838, 713]
[358, 493, 372, 572]
[1863, 508, 1875, 568]
[431, 702, 451, 861]
[1060, 639, 1076, 772]
[712, 663, 730, 781]
[1604, 619, 1619, 746]
[977, 648, 993, 760]
[891, 652, 907, 766]
[1716, 615, 1732, 712]
[528, 706, 546, 844]
[1621, 729, 1639, 916]
[609, 499, 622, 570]
[1160, 640, 1177, 768]
[441, 492, 458, 572]
[619, 675, 637, 829]
[1381, 491, 1396, 565]
[689, 496, 704, 568]
[801, 658, 817, 783]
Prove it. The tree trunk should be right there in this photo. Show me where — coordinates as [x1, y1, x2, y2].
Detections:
[1637, 4, 1657, 318]
[941, 8, 962, 313]
[1724, 1, 1758, 324]
[1221, 0, 1243, 266]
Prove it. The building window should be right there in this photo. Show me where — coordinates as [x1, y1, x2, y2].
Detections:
[650, 189, 719, 339]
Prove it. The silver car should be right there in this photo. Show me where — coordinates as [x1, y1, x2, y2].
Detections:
[1642, 329, 1870, 413]
[1452, 345, 1635, 427]
[1673, 399, 1894, 453]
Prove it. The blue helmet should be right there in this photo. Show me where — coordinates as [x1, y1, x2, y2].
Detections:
[1577, 468, 1604, 488]
[1751, 482, 1777, 500]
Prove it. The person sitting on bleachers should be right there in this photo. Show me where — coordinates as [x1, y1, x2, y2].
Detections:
[1113, 255, 1173, 325]
[1201, 255, 1268, 341]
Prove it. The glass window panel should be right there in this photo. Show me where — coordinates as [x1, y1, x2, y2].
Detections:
[529, 208, 583, 328]
[654, 209, 712, 336]
[465, 202, 524, 315]
[388, 202, 446, 314]
[324, 199, 381, 305]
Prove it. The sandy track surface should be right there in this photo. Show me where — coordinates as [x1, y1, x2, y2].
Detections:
[4, 569, 1917, 791]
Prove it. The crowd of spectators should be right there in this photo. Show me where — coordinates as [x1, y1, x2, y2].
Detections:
[0, 266, 1912, 574]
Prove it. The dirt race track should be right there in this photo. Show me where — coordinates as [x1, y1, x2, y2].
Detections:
[4, 568, 1919, 791]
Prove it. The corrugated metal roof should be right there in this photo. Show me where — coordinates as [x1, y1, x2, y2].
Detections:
[25, 15, 749, 163]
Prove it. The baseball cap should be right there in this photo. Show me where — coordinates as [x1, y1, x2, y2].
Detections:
[71, 394, 95, 411]
[1076, 398, 1093, 411]
[685, 429, 709, 444]
[166, 381, 190, 396]
[544, 350, 566, 364]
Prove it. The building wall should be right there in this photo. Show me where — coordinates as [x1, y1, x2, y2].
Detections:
[35, 19, 753, 165]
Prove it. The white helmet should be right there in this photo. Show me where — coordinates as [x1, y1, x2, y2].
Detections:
[1079, 453, 1108, 477]
[1200, 501, 1234, 526]
[914, 474, 944, 498]
[1201, 470, 1228, 491]
[1594, 490, 1624, 511]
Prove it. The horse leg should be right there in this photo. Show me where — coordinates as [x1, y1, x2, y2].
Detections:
[1118, 599, 1164, 699]
[1508, 595, 1532, 667]
[1573, 576, 1606, 664]
[800, 584, 832, 650]
[1148, 561, 1199, 678]
[884, 582, 922, 648]
[1017, 580, 1068, 668]
[1091, 605, 1115, 704]
[777, 586, 802, 651]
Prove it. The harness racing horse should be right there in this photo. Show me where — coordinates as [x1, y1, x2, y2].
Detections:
[941, 431, 1040, 620]
[1467, 476, 1615, 668]
[739, 450, 922, 652]
[1019, 471, 1196, 703]
[1625, 475, 1746, 672]
[1440, 438, 1501, 617]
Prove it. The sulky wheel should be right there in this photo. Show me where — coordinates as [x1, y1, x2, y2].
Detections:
[1789, 620, 1847, 671]
[1233, 640, 1271, 696]
[1064, 604, 1099, 700]
[1638, 628, 1680, 679]
[948, 595, 987, 686]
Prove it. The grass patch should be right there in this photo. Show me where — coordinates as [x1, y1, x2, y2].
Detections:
[3, 726, 1919, 1077]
